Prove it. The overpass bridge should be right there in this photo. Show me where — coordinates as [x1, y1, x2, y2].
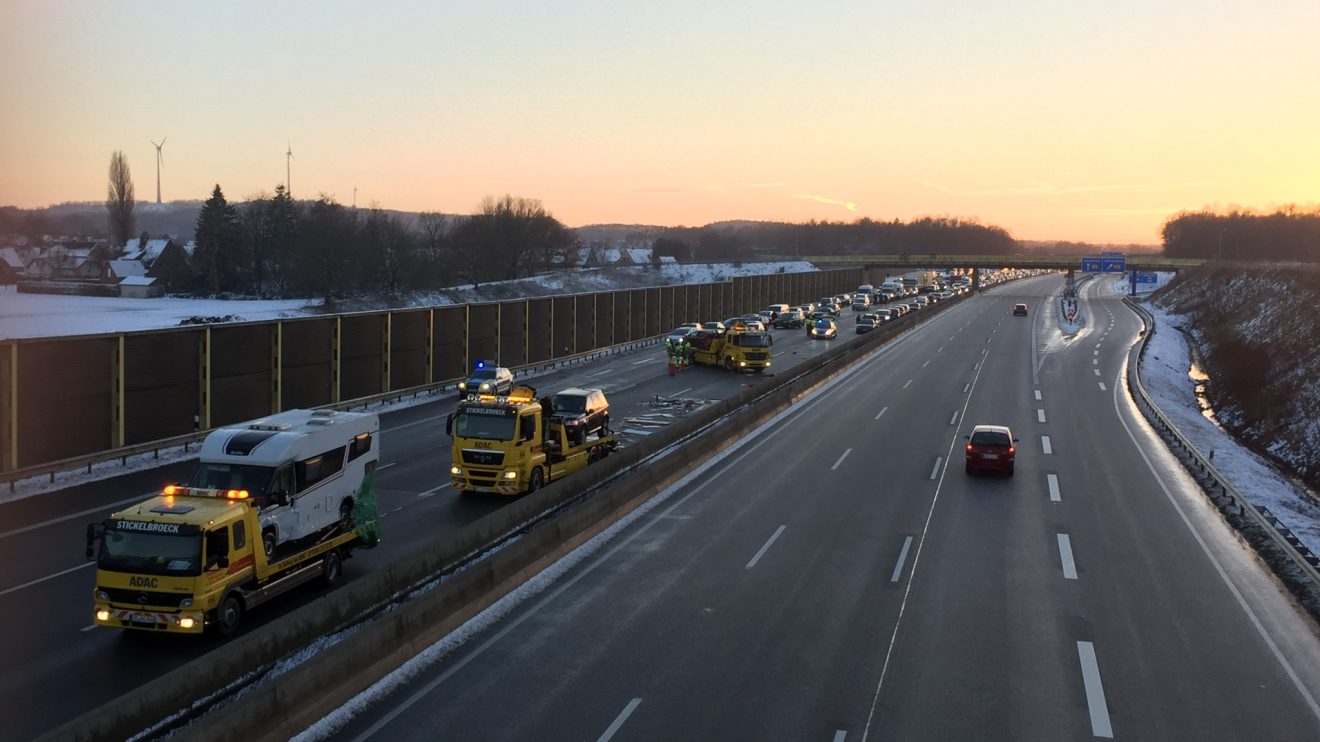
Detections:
[801, 253, 1205, 272]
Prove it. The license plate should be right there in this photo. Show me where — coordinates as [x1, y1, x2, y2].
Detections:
[983, 454, 999, 460]
[129, 612, 157, 624]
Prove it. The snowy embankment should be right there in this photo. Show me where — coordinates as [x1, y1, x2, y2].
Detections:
[1137, 301, 1320, 559]
[0, 261, 819, 340]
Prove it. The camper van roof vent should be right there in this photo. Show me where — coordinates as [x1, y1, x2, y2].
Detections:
[249, 422, 291, 432]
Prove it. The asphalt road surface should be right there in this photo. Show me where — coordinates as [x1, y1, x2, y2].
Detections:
[317, 275, 1320, 742]
[0, 296, 897, 741]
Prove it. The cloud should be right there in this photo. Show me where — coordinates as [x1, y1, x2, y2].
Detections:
[794, 194, 857, 211]
[917, 179, 1217, 197]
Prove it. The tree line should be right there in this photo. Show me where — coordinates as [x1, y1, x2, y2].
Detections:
[184, 187, 576, 299]
[1162, 208, 1320, 262]
[651, 216, 1019, 262]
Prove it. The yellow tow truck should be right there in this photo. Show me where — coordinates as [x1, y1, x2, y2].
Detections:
[86, 481, 379, 635]
[688, 325, 773, 372]
[448, 385, 617, 495]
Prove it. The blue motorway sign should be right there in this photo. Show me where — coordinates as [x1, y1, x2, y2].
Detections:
[1136, 272, 1158, 284]
[1101, 256, 1126, 272]
[1081, 257, 1103, 272]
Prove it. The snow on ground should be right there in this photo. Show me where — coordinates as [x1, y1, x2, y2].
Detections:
[0, 289, 321, 340]
[0, 262, 819, 340]
[1134, 296, 1320, 558]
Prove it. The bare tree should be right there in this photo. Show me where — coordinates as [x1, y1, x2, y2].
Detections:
[106, 151, 136, 255]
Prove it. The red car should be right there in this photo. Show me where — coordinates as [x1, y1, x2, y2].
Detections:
[965, 424, 1018, 476]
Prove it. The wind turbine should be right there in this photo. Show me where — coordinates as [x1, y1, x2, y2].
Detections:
[151, 138, 166, 203]
[286, 142, 294, 198]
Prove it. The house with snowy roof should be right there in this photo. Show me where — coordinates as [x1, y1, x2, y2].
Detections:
[25, 241, 110, 280]
[120, 237, 193, 291]
[118, 275, 164, 298]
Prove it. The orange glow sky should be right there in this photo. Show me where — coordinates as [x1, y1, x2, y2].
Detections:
[1, 1, 1317, 243]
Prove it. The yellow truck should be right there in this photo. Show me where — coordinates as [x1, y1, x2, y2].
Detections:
[688, 326, 773, 372]
[447, 385, 617, 495]
[86, 481, 379, 636]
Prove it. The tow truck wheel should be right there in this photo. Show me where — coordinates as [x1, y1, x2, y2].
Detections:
[262, 529, 277, 560]
[529, 466, 544, 494]
[321, 549, 343, 587]
[215, 594, 243, 636]
[588, 446, 602, 463]
[724, 358, 736, 371]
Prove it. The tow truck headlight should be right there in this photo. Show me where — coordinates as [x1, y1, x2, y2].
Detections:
[96, 589, 109, 601]
[179, 617, 196, 630]
[458, 381, 467, 391]
[503, 470, 518, 480]
[96, 609, 110, 622]
[451, 466, 462, 476]
[739, 360, 746, 367]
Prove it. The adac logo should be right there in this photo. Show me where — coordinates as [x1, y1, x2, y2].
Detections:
[129, 576, 159, 589]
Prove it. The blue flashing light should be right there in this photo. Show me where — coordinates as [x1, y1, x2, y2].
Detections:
[476, 361, 485, 370]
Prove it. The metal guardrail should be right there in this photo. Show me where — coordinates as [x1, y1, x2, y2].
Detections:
[2, 334, 667, 493]
[805, 254, 1205, 271]
[1124, 297, 1320, 588]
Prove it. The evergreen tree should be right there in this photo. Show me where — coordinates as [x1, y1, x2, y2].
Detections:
[262, 185, 299, 295]
[193, 184, 241, 293]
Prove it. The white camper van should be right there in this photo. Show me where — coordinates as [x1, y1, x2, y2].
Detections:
[189, 409, 380, 556]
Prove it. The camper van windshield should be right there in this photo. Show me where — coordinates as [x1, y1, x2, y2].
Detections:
[455, 409, 518, 441]
[188, 463, 276, 499]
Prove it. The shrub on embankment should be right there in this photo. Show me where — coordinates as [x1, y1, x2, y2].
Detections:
[1152, 263, 1320, 490]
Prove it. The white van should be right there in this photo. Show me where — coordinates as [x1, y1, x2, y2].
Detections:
[190, 409, 380, 556]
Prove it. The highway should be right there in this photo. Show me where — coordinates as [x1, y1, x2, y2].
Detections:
[312, 276, 1320, 741]
[0, 298, 884, 741]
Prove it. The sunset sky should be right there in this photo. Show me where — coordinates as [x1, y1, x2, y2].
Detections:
[1, 0, 1316, 243]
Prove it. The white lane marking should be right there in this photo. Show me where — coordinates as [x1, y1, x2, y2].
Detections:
[1077, 642, 1114, 738]
[80, 624, 97, 632]
[1094, 369, 1101, 376]
[598, 697, 643, 742]
[585, 369, 612, 378]
[0, 493, 153, 540]
[631, 358, 652, 365]
[922, 360, 930, 368]
[773, 351, 783, 357]
[0, 561, 94, 597]
[1111, 361, 1320, 725]
[963, 383, 971, 393]
[937, 346, 943, 353]
[949, 335, 955, 341]
[874, 406, 888, 421]
[890, 536, 914, 583]
[929, 457, 943, 480]
[746, 525, 787, 570]
[672, 387, 692, 397]
[1099, 382, 1107, 391]
[860, 326, 992, 742]
[1047, 473, 1061, 502]
[831, 449, 853, 471]
[1094, 350, 1099, 356]
[1042, 436, 1053, 455]
[1034, 390, 1042, 401]
[902, 379, 913, 389]
[948, 411, 958, 425]
[1093, 358, 1098, 365]
[1096, 343, 1102, 348]
[1058, 533, 1078, 579]
[377, 461, 398, 471]
[1037, 409, 1046, 423]
[834, 731, 848, 742]
[986, 337, 992, 344]
[417, 484, 450, 498]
